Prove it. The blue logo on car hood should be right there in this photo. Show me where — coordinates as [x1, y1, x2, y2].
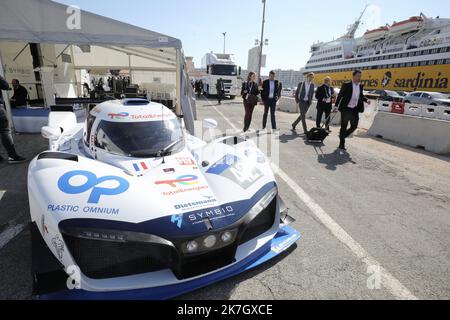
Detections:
[58, 170, 129, 204]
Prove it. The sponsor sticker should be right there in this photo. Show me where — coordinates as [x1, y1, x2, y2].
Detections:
[171, 214, 183, 228]
[47, 204, 120, 215]
[154, 175, 209, 196]
[132, 161, 150, 173]
[58, 170, 129, 204]
[107, 112, 173, 121]
[163, 168, 176, 174]
[155, 175, 199, 188]
[187, 205, 236, 225]
[52, 235, 65, 260]
[176, 157, 196, 166]
[271, 233, 299, 254]
[174, 195, 218, 211]
[107, 112, 129, 120]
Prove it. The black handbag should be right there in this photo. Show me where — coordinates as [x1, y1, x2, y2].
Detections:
[245, 82, 258, 106]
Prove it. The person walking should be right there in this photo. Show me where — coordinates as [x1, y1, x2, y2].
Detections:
[216, 78, 225, 105]
[292, 72, 315, 134]
[335, 70, 368, 151]
[0, 75, 26, 164]
[241, 72, 260, 132]
[315, 76, 335, 132]
[195, 80, 202, 98]
[261, 70, 282, 132]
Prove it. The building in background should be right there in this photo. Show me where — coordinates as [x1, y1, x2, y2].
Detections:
[272, 69, 304, 89]
[247, 46, 266, 74]
[185, 56, 207, 80]
[185, 56, 195, 73]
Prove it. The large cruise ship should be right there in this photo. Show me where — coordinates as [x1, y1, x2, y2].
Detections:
[303, 8, 450, 93]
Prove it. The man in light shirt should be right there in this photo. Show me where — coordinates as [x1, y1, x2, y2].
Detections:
[261, 71, 282, 131]
[334, 70, 368, 151]
[293, 72, 315, 135]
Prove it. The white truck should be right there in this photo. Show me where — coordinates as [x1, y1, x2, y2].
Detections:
[201, 53, 241, 99]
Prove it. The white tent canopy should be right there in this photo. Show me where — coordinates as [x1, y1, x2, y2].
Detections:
[0, 0, 196, 133]
[0, 0, 182, 49]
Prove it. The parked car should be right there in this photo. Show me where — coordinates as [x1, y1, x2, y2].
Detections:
[396, 91, 408, 97]
[403, 91, 450, 106]
[281, 88, 296, 97]
[369, 90, 404, 102]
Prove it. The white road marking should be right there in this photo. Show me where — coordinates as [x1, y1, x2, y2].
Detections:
[0, 191, 27, 250]
[206, 98, 419, 300]
[0, 223, 26, 250]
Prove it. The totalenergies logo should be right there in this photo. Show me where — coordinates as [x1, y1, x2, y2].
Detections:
[107, 112, 130, 120]
[155, 175, 199, 188]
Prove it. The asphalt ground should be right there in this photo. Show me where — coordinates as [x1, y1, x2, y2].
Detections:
[0, 97, 449, 299]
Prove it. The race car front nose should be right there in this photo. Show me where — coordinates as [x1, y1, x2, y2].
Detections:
[58, 187, 279, 281]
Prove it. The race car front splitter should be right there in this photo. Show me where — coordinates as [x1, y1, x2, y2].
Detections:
[39, 225, 301, 300]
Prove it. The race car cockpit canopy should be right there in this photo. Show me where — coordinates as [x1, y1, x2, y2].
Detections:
[85, 99, 185, 158]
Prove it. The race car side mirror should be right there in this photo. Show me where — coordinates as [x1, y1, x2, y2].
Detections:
[41, 126, 62, 140]
[203, 118, 218, 129]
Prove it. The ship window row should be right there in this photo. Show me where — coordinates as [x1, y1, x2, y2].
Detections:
[311, 58, 450, 74]
[305, 46, 450, 70]
[311, 47, 341, 57]
[308, 54, 343, 63]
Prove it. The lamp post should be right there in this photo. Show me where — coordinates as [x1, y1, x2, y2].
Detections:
[256, 0, 267, 82]
[222, 32, 227, 54]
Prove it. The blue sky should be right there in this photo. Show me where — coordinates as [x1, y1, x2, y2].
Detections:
[57, 0, 449, 74]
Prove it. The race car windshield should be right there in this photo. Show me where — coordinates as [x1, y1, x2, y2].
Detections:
[95, 118, 184, 158]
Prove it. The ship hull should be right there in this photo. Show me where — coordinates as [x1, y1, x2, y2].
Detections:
[312, 65, 450, 93]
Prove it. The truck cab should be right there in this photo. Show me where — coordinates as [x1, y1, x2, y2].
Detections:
[202, 53, 241, 99]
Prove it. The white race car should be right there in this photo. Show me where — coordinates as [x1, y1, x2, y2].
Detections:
[28, 98, 300, 299]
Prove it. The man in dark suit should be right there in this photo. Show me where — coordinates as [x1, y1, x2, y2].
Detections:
[335, 70, 368, 150]
[10, 79, 28, 108]
[292, 72, 315, 134]
[315, 76, 335, 132]
[0, 75, 26, 164]
[216, 78, 225, 105]
[261, 70, 282, 131]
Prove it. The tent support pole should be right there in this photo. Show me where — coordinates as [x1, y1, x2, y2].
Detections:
[13, 43, 30, 62]
[70, 45, 80, 97]
[128, 54, 132, 84]
[175, 49, 181, 116]
[0, 48, 15, 133]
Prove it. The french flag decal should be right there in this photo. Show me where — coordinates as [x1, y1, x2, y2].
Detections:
[133, 162, 150, 172]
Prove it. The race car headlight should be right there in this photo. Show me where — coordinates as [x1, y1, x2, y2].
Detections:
[221, 231, 233, 243]
[203, 235, 217, 248]
[182, 229, 238, 254]
[246, 186, 278, 220]
[186, 240, 199, 253]
[60, 227, 174, 247]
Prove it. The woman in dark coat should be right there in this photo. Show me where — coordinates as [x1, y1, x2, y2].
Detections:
[241, 72, 260, 132]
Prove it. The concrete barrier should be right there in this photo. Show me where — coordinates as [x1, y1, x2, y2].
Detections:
[437, 106, 450, 121]
[404, 104, 422, 117]
[377, 101, 392, 112]
[359, 101, 378, 130]
[279, 98, 378, 130]
[368, 112, 450, 155]
[421, 105, 438, 119]
[278, 97, 299, 113]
